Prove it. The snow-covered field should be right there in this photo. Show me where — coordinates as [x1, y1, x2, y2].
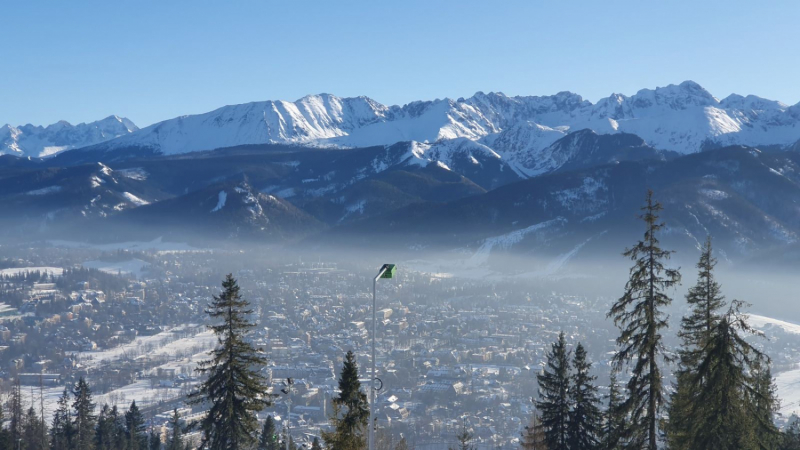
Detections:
[21, 326, 216, 423]
[82, 258, 150, 278]
[748, 314, 800, 335]
[73, 325, 212, 370]
[748, 314, 800, 416]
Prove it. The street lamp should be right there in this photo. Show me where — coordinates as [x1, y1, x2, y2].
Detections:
[281, 378, 294, 450]
[369, 264, 396, 450]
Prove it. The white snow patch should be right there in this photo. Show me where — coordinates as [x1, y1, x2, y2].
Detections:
[699, 189, 729, 200]
[211, 190, 227, 212]
[82, 258, 150, 278]
[90, 176, 106, 188]
[467, 218, 566, 266]
[117, 167, 148, 180]
[121, 192, 149, 206]
[272, 187, 296, 198]
[26, 186, 62, 195]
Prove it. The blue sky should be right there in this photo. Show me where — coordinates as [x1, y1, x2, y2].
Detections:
[2, 0, 798, 127]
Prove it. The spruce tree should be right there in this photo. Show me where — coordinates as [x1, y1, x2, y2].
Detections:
[312, 437, 323, 450]
[687, 300, 763, 449]
[96, 405, 115, 450]
[520, 409, 547, 450]
[667, 237, 726, 450]
[24, 405, 48, 450]
[10, 381, 22, 447]
[536, 332, 570, 450]
[752, 361, 781, 450]
[188, 274, 270, 449]
[568, 343, 602, 450]
[394, 438, 408, 450]
[166, 410, 184, 450]
[258, 416, 279, 450]
[125, 401, 147, 450]
[679, 237, 725, 361]
[322, 350, 369, 450]
[50, 388, 74, 450]
[72, 377, 96, 450]
[110, 405, 128, 450]
[601, 373, 625, 450]
[607, 190, 680, 450]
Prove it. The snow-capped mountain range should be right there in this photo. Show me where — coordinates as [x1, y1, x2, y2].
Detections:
[6, 81, 800, 174]
[0, 115, 138, 157]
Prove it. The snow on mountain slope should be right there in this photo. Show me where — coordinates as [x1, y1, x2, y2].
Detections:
[0, 116, 137, 157]
[105, 94, 390, 154]
[479, 121, 567, 176]
[69, 81, 800, 159]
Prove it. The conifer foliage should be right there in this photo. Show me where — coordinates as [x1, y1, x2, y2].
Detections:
[520, 409, 547, 450]
[568, 343, 602, 450]
[125, 401, 147, 450]
[536, 332, 570, 450]
[71, 377, 96, 450]
[665, 236, 782, 450]
[189, 274, 271, 449]
[607, 190, 680, 450]
[323, 350, 370, 450]
[258, 416, 279, 450]
[166, 409, 186, 450]
[601, 374, 625, 450]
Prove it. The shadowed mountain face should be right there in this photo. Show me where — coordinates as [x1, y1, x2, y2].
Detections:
[320, 146, 800, 269]
[2, 127, 800, 270]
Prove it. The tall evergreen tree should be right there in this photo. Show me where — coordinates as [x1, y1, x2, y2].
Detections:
[685, 300, 764, 449]
[96, 405, 115, 450]
[188, 274, 270, 449]
[24, 405, 48, 450]
[601, 373, 625, 450]
[679, 237, 725, 359]
[752, 361, 781, 450]
[125, 401, 147, 450]
[312, 437, 323, 450]
[10, 381, 23, 447]
[568, 343, 602, 450]
[322, 350, 369, 450]
[166, 410, 185, 450]
[536, 332, 570, 450]
[258, 416, 279, 450]
[110, 405, 128, 450]
[667, 237, 726, 450]
[607, 190, 680, 450]
[520, 409, 547, 450]
[72, 377, 96, 450]
[50, 388, 73, 450]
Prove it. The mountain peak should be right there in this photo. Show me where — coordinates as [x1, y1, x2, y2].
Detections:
[0, 116, 139, 157]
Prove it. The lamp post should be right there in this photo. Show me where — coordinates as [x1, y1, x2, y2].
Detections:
[369, 264, 396, 450]
[281, 378, 294, 450]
